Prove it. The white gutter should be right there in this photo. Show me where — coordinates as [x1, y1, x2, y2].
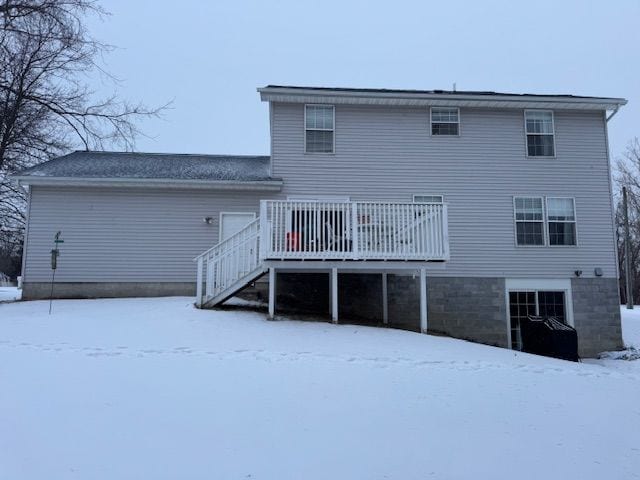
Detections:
[258, 87, 628, 111]
[12, 176, 284, 191]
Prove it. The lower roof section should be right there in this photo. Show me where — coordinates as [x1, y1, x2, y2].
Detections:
[12, 151, 282, 191]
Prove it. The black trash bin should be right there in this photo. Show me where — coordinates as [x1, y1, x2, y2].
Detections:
[520, 315, 579, 362]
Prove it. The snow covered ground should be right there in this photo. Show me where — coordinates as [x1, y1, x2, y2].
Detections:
[1, 297, 639, 479]
[620, 306, 640, 348]
[0, 286, 21, 302]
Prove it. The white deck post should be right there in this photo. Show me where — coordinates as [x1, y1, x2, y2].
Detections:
[259, 200, 268, 260]
[442, 204, 450, 260]
[331, 267, 338, 324]
[351, 204, 359, 260]
[268, 267, 276, 319]
[382, 272, 388, 325]
[196, 257, 203, 307]
[419, 268, 428, 333]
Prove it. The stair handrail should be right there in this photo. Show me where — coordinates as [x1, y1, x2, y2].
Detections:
[195, 217, 261, 307]
[193, 217, 260, 262]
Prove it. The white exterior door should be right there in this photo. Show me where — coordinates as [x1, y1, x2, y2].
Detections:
[220, 212, 255, 242]
[219, 212, 256, 280]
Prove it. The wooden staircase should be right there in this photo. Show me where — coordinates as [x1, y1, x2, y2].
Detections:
[195, 218, 266, 308]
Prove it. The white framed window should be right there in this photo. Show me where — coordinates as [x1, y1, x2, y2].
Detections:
[305, 105, 334, 153]
[505, 278, 574, 351]
[514, 197, 545, 246]
[525, 110, 555, 157]
[431, 107, 459, 136]
[546, 197, 577, 246]
[413, 194, 444, 203]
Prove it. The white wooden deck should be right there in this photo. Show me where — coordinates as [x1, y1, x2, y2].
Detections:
[195, 200, 450, 319]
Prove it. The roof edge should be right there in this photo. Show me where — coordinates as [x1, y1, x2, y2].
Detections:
[12, 175, 283, 191]
[258, 86, 627, 110]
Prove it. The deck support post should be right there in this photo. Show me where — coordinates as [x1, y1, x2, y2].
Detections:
[268, 267, 276, 319]
[195, 257, 203, 308]
[331, 267, 338, 324]
[419, 268, 427, 333]
[381, 272, 388, 325]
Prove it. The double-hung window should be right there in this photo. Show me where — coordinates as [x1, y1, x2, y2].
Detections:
[431, 107, 459, 135]
[546, 197, 576, 246]
[525, 110, 555, 156]
[305, 105, 334, 153]
[514, 197, 545, 246]
[514, 196, 577, 246]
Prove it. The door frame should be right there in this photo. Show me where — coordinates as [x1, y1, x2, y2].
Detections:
[504, 278, 574, 350]
[219, 212, 256, 242]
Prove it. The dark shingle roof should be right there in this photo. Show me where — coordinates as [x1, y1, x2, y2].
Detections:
[263, 85, 622, 101]
[15, 151, 275, 182]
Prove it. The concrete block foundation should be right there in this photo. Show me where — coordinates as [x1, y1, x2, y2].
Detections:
[21, 274, 623, 357]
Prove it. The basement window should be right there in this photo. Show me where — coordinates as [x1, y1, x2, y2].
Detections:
[509, 290, 567, 350]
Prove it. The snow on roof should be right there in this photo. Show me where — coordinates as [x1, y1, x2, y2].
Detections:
[15, 151, 275, 182]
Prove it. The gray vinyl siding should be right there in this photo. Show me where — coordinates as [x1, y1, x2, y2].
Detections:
[23, 187, 271, 282]
[271, 102, 617, 278]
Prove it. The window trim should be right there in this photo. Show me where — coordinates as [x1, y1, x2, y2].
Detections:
[412, 194, 444, 204]
[524, 109, 556, 158]
[546, 196, 578, 247]
[513, 196, 547, 247]
[505, 278, 575, 350]
[513, 196, 579, 248]
[430, 107, 460, 137]
[304, 104, 335, 155]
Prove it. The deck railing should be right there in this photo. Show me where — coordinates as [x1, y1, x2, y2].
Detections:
[260, 200, 449, 261]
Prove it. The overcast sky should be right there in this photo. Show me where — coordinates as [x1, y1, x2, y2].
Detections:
[89, 0, 639, 161]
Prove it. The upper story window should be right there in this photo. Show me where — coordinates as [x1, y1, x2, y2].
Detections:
[514, 196, 578, 247]
[413, 194, 443, 203]
[431, 107, 459, 135]
[305, 105, 334, 153]
[546, 197, 576, 246]
[525, 110, 555, 157]
[514, 197, 545, 246]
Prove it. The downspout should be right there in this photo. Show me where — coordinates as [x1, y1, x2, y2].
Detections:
[602, 109, 621, 284]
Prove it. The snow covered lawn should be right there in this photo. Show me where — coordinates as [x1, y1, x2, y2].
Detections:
[1, 298, 639, 479]
[0, 286, 20, 302]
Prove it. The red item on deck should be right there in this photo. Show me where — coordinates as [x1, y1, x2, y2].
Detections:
[286, 231, 300, 251]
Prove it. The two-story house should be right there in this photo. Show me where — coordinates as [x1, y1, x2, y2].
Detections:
[13, 85, 626, 357]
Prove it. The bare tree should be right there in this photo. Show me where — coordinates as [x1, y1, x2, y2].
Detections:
[615, 138, 640, 303]
[0, 0, 165, 277]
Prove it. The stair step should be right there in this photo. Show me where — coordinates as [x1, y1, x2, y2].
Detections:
[200, 266, 267, 309]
